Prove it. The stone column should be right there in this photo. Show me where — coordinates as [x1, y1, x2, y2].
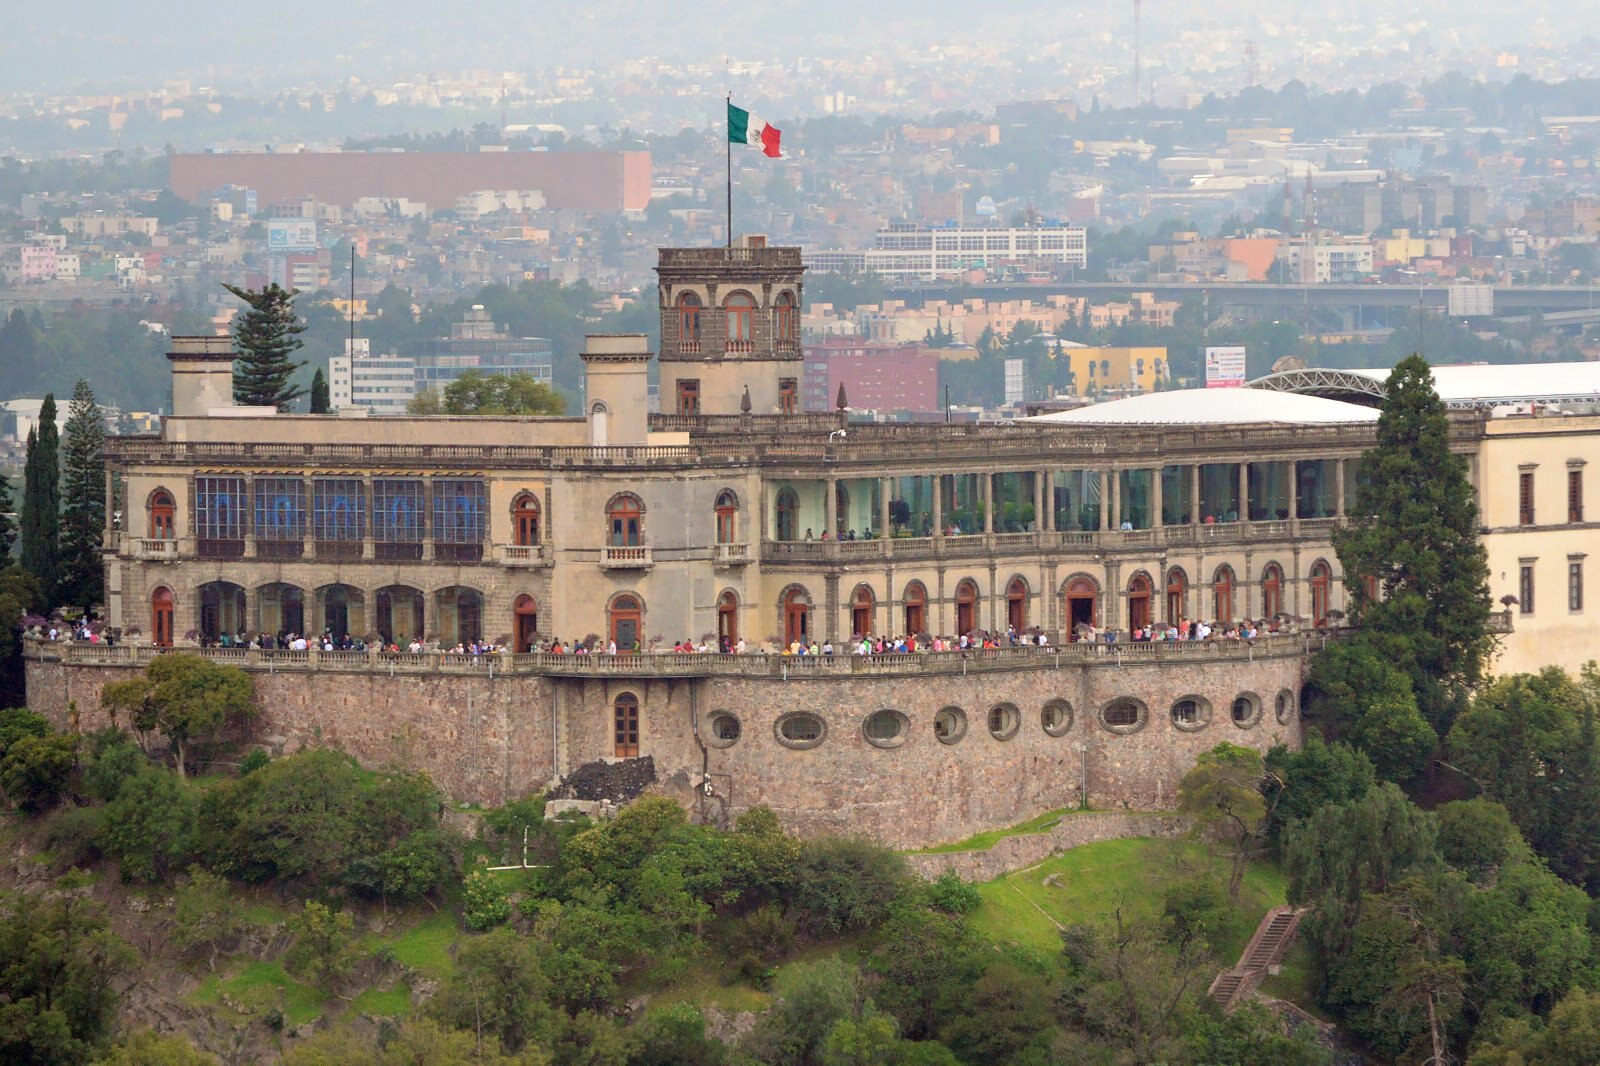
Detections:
[1190, 465, 1202, 527]
[361, 474, 376, 561]
[823, 573, 840, 643]
[824, 477, 837, 538]
[1335, 459, 1347, 517]
[1288, 459, 1300, 524]
[931, 475, 944, 539]
[1238, 463, 1250, 523]
[1042, 471, 1055, 532]
[1099, 472, 1110, 531]
[878, 477, 891, 539]
[1150, 467, 1164, 530]
[757, 479, 769, 544]
[1032, 472, 1045, 534]
[1110, 471, 1122, 529]
[983, 474, 994, 534]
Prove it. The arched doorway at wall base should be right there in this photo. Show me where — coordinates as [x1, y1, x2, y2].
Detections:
[1064, 576, 1098, 639]
[513, 594, 539, 653]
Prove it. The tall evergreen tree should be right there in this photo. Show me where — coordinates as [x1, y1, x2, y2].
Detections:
[19, 394, 60, 602]
[1333, 354, 1492, 733]
[223, 282, 307, 410]
[57, 378, 106, 610]
[0, 473, 15, 560]
[310, 367, 330, 413]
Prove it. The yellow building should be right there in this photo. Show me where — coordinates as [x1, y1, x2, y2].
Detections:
[1058, 347, 1169, 396]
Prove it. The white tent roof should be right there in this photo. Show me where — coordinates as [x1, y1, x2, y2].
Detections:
[1026, 388, 1379, 427]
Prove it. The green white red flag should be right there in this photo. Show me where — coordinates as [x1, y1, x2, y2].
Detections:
[728, 102, 782, 158]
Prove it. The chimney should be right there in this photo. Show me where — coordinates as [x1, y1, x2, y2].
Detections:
[167, 335, 237, 417]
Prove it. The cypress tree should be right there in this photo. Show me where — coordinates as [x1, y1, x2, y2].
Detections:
[1333, 353, 1491, 732]
[19, 394, 60, 602]
[224, 282, 307, 410]
[58, 378, 106, 611]
[310, 367, 330, 413]
[0, 472, 15, 560]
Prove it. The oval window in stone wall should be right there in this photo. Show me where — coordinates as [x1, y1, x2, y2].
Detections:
[1170, 696, 1212, 732]
[863, 709, 910, 749]
[1101, 698, 1147, 734]
[708, 712, 742, 748]
[1275, 689, 1297, 725]
[775, 712, 827, 749]
[1042, 699, 1074, 737]
[1231, 693, 1262, 729]
[934, 706, 968, 745]
[987, 703, 1021, 741]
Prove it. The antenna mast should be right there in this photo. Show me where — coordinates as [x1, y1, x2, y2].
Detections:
[1133, 0, 1142, 106]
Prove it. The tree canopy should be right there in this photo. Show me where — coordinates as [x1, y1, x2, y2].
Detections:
[100, 653, 255, 778]
[407, 371, 566, 416]
[224, 282, 307, 410]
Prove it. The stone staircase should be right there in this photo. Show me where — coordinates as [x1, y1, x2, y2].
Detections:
[1207, 905, 1309, 1011]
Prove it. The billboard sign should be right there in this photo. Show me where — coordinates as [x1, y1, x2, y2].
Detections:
[266, 219, 318, 252]
[1205, 346, 1247, 388]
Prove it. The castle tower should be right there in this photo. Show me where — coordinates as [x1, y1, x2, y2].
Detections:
[655, 236, 805, 416]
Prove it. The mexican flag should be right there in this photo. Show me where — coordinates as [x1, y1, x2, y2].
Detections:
[728, 102, 782, 158]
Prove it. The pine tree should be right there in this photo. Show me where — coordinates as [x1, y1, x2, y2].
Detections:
[19, 394, 60, 602]
[224, 282, 307, 410]
[0, 473, 15, 560]
[1333, 354, 1491, 733]
[57, 379, 106, 611]
[310, 367, 330, 413]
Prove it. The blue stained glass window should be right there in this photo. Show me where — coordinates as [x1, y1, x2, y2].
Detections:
[195, 477, 247, 541]
[313, 478, 365, 541]
[374, 480, 426, 543]
[433, 479, 486, 544]
[254, 477, 305, 541]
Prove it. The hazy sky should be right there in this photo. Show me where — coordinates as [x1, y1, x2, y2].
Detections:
[3, 0, 1597, 95]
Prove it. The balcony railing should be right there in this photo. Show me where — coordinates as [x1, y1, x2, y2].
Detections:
[600, 545, 653, 569]
[724, 339, 754, 355]
[713, 543, 751, 566]
[498, 544, 546, 567]
[28, 631, 1338, 679]
[130, 537, 178, 560]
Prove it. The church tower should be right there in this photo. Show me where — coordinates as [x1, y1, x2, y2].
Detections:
[655, 236, 805, 416]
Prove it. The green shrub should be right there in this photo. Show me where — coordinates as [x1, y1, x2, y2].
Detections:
[463, 869, 512, 930]
[238, 749, 270, 776]
[785, 836, 913, 936]
[925, 871, 982, 914]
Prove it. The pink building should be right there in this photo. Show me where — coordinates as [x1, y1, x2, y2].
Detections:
[20, 245, 57, 281]
[803, 338, 940, 416]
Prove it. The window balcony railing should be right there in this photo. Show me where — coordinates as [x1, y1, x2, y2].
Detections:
[724, 339, 754, 355]
[130, 537, 179, 560]
[679, 340, 701, 355]
[713, 542, 750, 566]
[600, 545, 653, 569]
[498, 544, 546, 566]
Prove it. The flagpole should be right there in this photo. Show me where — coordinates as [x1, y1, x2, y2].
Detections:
[726, 93, 733, 248]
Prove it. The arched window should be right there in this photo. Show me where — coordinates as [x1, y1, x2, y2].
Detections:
[903, 581, 928, 636]
[1065, 576, 1098, 639]
[1007, 577, 1029, 631]
[610, 594, 643, 650]
[1261, 563, 1284, 620]
[715, 490, 739, 544]
[198, 581, 246, 644]
[1213, 565, 1236, 623]
[150, 586, 174, 647]
[512, 493, 541, 547]
[608, 493, 643, 547]
[724, 291, 756, 345]
[676, 291, 702, 346]
[614, 693, 640, 758]
[1127, 572, 1153, 630]
[850, 584, 875, 638]
[1310, 560, 1332, 626]
[782, 587, 810, 645]
[775, 487, 799, 542]
[435, 587, 484, 646]
[774, 291, 797, 343]
[514, 594, 539, 653]
[372, 585, 418, 645]
[148, 488, 175, 540]
[955, 579, 979, 636]
[1166, 568, 1187, 623]
[717, 590, 739, 647]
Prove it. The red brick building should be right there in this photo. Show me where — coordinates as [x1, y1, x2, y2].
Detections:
[803, 338, 940, 416]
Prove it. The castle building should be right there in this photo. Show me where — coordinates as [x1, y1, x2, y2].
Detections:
[30, 242, 1600, 847]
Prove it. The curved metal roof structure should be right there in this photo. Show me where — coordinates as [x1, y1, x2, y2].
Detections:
[1248, 362, 1600, 410]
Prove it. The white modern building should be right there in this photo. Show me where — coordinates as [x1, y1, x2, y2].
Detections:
[330, 339, 417, 415]
[807, 221, 1088, 283]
